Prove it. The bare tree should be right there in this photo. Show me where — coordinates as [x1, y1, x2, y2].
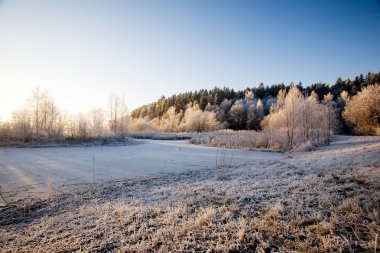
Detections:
[11, 108, 33, 141]
[0, 122, 11, 141]
[29, 88, 43, 138]
[322, 93, 339, 143]
[27, 88, 61, 139]
[118, 96, 128, 137]
[89, 108, 105, 137]
[108, 93, 118, 134]
[108, 93, 128, 136]
[45, 97, 60, 138]
[77, 113, 88, 140]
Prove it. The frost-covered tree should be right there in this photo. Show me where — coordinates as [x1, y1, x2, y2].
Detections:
[7, 88, 64, 140]
[340, 90, 350, 103]
[0, 122, 11, 141]
[343, 85, 380, 135]
[129, 71, 380, 133]
[230, 100, 247, 129]
[44, 97, 60, 138]
[264, 97, 276, 114]
[287, 87, 304, 147]
[298, 95, 315, 144]
[245, 90, 254, 101]
[246, 99, 264, 130]
[129, 117, 159, 132]
[161, 106, 182, 132]
[180, 103, 219, 132]
[247, 104, 258, 130]
[29, 88, 43, 137]
[27, 88, 62, 139]
[89, 108, 105, 137]
[216, 99, 232, 128]
[262, 86, 337, 150]
[256, 99, 264, 119]
[11, 109, 33, 141]
[77, 113, 88, 140]
[322, 93, 339, 142]
[108, 94, 128, 136]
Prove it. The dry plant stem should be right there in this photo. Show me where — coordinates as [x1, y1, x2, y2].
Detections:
[0, 185, 7, 206]
[92, 154, 96, 184]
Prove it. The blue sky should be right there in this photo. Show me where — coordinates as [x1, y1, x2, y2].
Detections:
[0, 0, 379, 119]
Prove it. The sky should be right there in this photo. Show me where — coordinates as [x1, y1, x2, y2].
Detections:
[0, 0, 379, 120]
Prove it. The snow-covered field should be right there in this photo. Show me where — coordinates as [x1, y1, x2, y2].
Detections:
[0, 135, 379, 252]
[0, 139, 281, 199]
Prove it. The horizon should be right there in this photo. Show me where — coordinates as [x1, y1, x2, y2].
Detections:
[1, 0, 380, 120]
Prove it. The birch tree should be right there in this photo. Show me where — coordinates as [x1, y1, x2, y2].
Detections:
[343, 85, 380, 135]
[108, 93, 128, 136]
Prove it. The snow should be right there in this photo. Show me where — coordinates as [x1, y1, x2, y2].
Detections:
[0, 139, 283, 197]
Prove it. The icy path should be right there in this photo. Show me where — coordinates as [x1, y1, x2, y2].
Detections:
[0, 140, 282, 197]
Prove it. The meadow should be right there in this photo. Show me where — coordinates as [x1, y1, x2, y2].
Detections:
[1, 135, 379, 252]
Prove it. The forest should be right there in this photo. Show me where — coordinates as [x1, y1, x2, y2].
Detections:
[0, 71, 379, 149]
[131, 71, 380, 135]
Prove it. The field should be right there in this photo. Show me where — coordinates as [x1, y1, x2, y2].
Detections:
[0, 135, 379, 252]
[0, 139, 276, 198]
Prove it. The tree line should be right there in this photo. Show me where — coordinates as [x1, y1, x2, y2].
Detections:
[0, 89, 129, 142]
[0, 71, 378, 143]
[131, 71, 380, 135]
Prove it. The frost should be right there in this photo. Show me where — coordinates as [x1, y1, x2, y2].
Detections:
[0, 135, 379, 252]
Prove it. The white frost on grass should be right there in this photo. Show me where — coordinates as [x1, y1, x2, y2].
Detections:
[0, 135, 379, 252]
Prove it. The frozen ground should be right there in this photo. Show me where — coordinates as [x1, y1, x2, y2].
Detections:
[0, 139, 281, 198]
[0, 135, 379, 252]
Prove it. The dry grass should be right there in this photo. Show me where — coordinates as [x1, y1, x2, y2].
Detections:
[0, 136, 135, 148]
[189, 130, 330, 152]
[189, 130, 285, 151]
[1, 136, 379, 252]
[128, 131, 194, 140]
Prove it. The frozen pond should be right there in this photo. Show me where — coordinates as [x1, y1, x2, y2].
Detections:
[0, 140, 283, 197]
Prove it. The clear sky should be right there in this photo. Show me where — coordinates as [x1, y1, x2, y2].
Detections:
[0, 0, 379, 120]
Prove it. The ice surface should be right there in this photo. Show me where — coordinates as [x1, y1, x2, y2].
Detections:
[0, 139, 283, 196]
